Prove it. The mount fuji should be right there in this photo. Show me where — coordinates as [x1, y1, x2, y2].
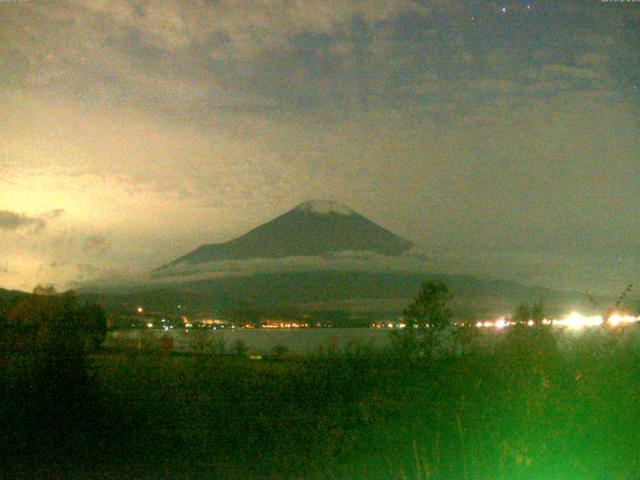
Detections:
[156, 200, 417, 275]
[79, 200, 591, 318]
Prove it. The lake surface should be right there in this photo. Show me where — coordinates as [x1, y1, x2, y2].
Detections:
[107, 328, 393, 355]
[106, 324, 640, 356]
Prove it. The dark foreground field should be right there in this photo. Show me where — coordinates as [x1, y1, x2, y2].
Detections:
[3, 327, 640, 480]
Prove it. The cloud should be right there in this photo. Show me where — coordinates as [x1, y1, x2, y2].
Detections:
[530, 64, 602, 82]
[82, 234, 111, 254]
[0, 210, 46, 232]
[71, 0, 423, 54]
[49, 259, 67, 270]
[463, 79, 519, 97]
[72, 262, 148, 286]
[42, 208, 65, 220]
[1, 0, 423, 107]
[576, 53, 609, 69]
[0, 209, 64, 233]
[1, 0, 634, 117]
[75, 262, 103, 280]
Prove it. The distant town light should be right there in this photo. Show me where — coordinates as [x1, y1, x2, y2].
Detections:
[607, 313, 637, 327]
[555, 312, 603, 330]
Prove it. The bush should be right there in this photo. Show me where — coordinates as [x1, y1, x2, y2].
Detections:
[272, 344, 289, 357]
[231, 339, 249, 357]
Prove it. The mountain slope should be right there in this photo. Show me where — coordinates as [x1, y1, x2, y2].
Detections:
[160, 200, 414, 269]
[79, 272, 602, 319]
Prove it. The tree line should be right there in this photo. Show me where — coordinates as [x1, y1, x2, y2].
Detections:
[0, 285, 107, 360]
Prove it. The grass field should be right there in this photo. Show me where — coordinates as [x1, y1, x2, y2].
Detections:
[3, 326, 640, 479]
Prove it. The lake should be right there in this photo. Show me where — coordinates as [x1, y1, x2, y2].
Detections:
[106, 324, 640, 356]
[107, 328, 393, 355]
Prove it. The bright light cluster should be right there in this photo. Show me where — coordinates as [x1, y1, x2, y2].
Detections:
[476, 317, 510, 329]
[475, 312, 639, 330]
[607, 313, 638, 327]
[554, 312, 603, 330]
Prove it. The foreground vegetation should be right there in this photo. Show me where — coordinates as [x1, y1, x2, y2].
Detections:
[3, 323, 640, 479]
[3, 283, 640, 479]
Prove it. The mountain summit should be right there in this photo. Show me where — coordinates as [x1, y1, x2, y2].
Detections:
[293, 199, 355, 215]
[159, 200, 414, 269]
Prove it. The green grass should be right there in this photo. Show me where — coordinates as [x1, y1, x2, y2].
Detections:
[3, 327, 640, 479]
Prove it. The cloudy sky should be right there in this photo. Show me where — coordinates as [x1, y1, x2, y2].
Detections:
[1, 0, 639, 294]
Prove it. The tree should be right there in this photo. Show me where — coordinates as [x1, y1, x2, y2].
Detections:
[77, 302, 107, 351]
[403, 281, 453, 330]
[33, 284, 57, 296]
[514, 302, 530, 324]
[530, 298, 545, 327]
[3, 288, 107, 355]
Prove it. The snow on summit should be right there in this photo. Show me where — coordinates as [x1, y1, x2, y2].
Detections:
[295, 200, 354, 215]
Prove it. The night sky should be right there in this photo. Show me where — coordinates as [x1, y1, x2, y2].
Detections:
[1, 0, 639, 294]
